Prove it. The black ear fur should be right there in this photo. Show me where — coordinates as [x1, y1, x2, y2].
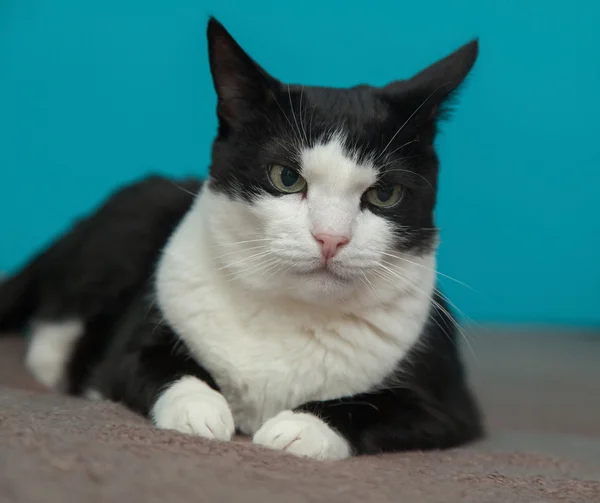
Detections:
[207, 18, 280, 127]
[383, 40, 479, 125]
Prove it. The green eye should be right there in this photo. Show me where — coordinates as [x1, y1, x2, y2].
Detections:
[267, 165, 307, 194]
[365, 185, 403, 208]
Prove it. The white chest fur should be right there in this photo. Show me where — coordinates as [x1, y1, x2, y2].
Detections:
[156, 193, 435, 435]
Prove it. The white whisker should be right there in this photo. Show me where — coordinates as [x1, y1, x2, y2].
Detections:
[272, 138, 297, 158]
[169, 181, 200, 198]
[217, 249, 273, 271]
[380, 252, 476, 292]
[260, 259, 287, 282]
[376, 166, 434, 192]
[213, 244, 269, 260]
[379, 139, 419, 163]
[270, 90, 296, 137]
[298, 85, 308, 143]
[209, 238, 273, 249]
[374, 263, 476, 359]
[370, 269, 453, 347]
[222, 256, 281, 281]
[377, 86, 445, 160]
[287, 84, 304, 145]
[359, 270, 381, 303]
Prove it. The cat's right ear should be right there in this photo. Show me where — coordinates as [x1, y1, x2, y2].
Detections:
[207, 18, 279, 127]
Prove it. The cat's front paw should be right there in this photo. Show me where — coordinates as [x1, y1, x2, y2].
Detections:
[151, 376, 234, 441]
[253, 410, 351, 460]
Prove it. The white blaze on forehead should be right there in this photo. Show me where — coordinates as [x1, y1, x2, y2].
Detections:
[300, 133, 378, 236]
[300, 133, 377, 193]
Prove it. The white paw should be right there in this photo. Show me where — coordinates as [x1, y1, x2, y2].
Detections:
[253, 411, 351, 460]
[151, 376, 234, 442]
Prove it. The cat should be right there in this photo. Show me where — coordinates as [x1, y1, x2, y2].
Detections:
[0, 18, 483, 460]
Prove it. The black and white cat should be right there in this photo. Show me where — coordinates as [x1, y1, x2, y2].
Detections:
[0, 18, 483, 460]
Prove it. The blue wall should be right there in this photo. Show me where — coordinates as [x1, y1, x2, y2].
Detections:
[1, 0, 599, 325]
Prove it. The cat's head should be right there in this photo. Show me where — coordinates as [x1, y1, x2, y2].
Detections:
[203, 18, 478, 305]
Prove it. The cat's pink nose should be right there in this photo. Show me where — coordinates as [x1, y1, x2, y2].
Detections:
[313, 233, 350, 261]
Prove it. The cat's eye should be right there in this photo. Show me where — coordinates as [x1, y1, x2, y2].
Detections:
[365, 185, 403, 208]
[267, 165, 307, 194]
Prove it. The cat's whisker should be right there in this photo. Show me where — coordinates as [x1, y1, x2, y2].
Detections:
[165, 246, 274, 280]
[209, 238, 274, 249]
[377, 87, 444, 160]
[213, 244, 269, 260]
[376, 155, 423, 169]
[374, 263, 476, 359]
[169, 181, 201, 198]
[259, 259, 288, 282]
[359, 271, 381, 303]
[145, 297, 157, 319]
[225, 256, 280, 279]
[432, 287, 470, 320]
[152, 316, 165, 334]
[379, 252, 476, 292]
[429, 301, 477, 360]
[261, 255, 292, 282]
[369, 268, 457, 350]
[238, 257, 285, 281]
[165, 243, 254, 269]
[381, 140, 420, 160]
[272, 138, 297, 159]
[270, 90, 297, 135]
[378, 140, 420, 166]
[338, 289, 351, 308]
[371, 267, 464, 354]
[217, 249, 274, 271]
[433, 287, 486, 341]
[375, 166, 435, 192]
[262, 265, 283, 283]
[308, 99, 317, 144]
[287, 84, 304, 146]
[298, 85, 308, 143]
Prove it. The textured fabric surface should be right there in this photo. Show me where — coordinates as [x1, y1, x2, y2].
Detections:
[1, 330, 599, 502]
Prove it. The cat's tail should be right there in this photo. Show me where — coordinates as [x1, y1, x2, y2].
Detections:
[0, 255, 42, 334]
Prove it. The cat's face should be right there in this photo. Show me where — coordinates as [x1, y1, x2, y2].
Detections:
[203, 19, 478, 304]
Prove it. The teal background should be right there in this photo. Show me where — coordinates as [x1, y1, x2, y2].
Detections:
[1, 1, 599, 325]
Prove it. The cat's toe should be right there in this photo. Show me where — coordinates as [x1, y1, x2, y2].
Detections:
[155, 395, 234, 440]
[151, 376, 234, 441]
[253, 410, 351, 460]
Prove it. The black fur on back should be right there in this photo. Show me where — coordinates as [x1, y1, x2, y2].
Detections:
[0, 176, 202, 391]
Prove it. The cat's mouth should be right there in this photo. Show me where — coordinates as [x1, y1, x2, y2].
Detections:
[298, 264, 350, 282]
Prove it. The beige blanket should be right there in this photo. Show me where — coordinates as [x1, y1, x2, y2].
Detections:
[1, 330, 599, 502]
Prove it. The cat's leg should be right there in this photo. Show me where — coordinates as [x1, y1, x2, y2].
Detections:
[95, 321, 235, 442]
[25, 318, 84, 390]
[253, 384, 482, 459]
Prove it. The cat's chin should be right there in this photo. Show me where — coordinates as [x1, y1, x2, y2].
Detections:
[229, 264, 358, 306]
[294, 266, 350, 282]
[274, 268, 358, 305]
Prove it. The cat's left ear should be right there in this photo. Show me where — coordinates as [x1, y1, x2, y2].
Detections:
[383, 39, 479, 127]
[207, 18, 280, 127]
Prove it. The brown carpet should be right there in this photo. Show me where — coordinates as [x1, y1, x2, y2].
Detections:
[1, 329, 599, 502]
